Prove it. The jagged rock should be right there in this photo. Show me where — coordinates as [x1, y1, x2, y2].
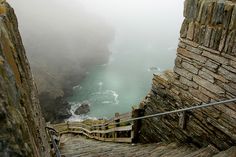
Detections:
[39, 93, 72, 123]
[75, 102, 90, 115]
[0, 2, 50, 156]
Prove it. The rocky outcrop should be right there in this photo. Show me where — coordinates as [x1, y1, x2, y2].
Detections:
[39, 94, 72, 123]
[139, 0, 236, 151]
[75, 102, 90, 115]
[0, 1, 50, 156]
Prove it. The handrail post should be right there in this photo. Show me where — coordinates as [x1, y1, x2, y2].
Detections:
[131, 109, 144, 143]
[178, 111, 187, 129]
[105, 124, 108, 138]
[114, 113, 120, 140]
[66, 121, 69, 132]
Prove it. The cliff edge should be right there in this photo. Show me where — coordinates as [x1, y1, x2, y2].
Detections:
[0, 1, 50, 156]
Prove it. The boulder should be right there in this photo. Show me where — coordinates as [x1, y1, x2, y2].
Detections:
[75, 102, 90, 115]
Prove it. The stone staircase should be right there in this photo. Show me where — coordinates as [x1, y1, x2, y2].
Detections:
[59, 134, 236, 157]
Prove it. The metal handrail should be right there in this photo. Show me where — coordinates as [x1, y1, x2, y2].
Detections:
[108, 98, 236, 125]
[71, 98, 236, 128]
[53, 98, 236, 145]
[46, 127, 61, 157]
[64, 98, 236, 129]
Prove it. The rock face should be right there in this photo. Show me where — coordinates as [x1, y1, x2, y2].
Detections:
[139, 0, 236, 151]
[0, 1, 50, 156]
[75, 102, 90, 115]
[39, 93, 72, 123]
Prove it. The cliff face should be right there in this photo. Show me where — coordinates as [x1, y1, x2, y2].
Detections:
[0, 1, 50, 156]
[139, 0, 236, 150]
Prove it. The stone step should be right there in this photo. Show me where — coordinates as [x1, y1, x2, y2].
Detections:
[60, 134, 234, 157]
[213, 146, 236, 157]
[183, 145, 219, 157]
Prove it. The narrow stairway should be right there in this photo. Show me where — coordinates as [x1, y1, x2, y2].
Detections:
[59, 134, 236, 157]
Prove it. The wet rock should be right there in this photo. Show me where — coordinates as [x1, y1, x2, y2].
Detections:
[75, 102, 90, 115]
[39, 93, 72, 123]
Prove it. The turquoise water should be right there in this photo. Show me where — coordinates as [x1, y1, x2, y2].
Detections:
[68, 33, 180, 120]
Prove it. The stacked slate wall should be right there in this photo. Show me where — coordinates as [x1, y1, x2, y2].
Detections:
[139, 0, 236, 150]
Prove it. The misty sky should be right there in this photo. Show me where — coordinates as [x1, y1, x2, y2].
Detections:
[9, 0, 184, 51]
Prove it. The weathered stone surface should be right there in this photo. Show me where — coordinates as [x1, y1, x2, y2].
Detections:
[189, 87, 210, 102]
[202, 67, 229, 83]
[180, 38, 200, 48]
[184, 0, 199, 20]
[138, 0, 236, 153]
[212, 1, 225, 26]
[174, 66, 193, 80]
[200, 45, 221, 54]
[60, 134, 234, 157]
[180, 19, 189, 38]
[199, 70, 215, 83]
[205, 59, 219, 71]
[213, 28, 223, 50]
[75, 102, 90, 115]
[178, 41, 187, 48]
[199, 86, 221, 100]
[202, 51, 229, 65]
[222, 65, 236, 73]
[179, 76, 198, 89]
[0, 2, 50, 157]
[182, 61, 199, 74]
[222, 3, 234, 29]
[186, 45, 202, 54]
[223, 30, 236, 54]
[216, 80, 236, 95]
[193, 75, 224, 94]
[218, 67, 236, 83]
[187, 22, 195, 40]
[175, 56, 182, 68]
[177, 48, 207, 63]
[213, 146, 236, 157]
[204, 27, 212, 47]
[229, 5, 236, 30]
[219, 30, 227, 52]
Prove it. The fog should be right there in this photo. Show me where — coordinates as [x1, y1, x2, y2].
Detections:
[8, 0, 184, 83]
[9, 0, 115, 97]
[8, 0, 184, 120]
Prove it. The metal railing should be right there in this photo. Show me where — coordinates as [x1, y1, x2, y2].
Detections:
[45, 127, 61, 157]
[109, 98, 236, 125]
[53, 98, 236, 144]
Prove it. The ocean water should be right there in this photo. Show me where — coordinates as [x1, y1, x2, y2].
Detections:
[68, 35, 180, 121]
[68, 0, 184, 121]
